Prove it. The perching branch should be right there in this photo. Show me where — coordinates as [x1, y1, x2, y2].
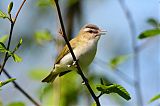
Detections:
[118, 0, 143, 106]
[53, 0, 100, 105]
[0, 0, 26, 75]
[0, 65, 41, 106]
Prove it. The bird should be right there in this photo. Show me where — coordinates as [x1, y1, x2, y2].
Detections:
[42, 24, 106, 83]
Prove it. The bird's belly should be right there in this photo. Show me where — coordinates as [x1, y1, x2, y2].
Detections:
[59, 41, 97, 70]
[78, 49, 96, 69]
[76, 44, 97, 69]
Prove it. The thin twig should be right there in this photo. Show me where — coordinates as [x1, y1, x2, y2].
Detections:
[14, 0, 26, 23]
[0, 0, 27, 75]
[0, 66, 41, 106]
[53, 0, 100, 105]
[118, 0, 143, 106]
[97, 92, 103, 98]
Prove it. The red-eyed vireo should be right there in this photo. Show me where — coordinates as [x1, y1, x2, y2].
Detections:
[42, 24, 106, 83]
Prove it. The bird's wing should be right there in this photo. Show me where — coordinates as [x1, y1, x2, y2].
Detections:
[55, 38, 78, 64]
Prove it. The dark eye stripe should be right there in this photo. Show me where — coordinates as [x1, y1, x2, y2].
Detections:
[88, 29, 98, 33]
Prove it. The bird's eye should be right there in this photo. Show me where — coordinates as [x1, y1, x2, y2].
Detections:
[88, 30, 93, 33]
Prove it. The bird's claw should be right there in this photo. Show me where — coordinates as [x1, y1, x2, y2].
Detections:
[67, 60, 78, 68]
[67, 65, 71, 67]
[72, 61, 76, 66]
[72, 60, 78, 68]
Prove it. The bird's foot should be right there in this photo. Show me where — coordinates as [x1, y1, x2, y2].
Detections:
[72, 60, 78, 68]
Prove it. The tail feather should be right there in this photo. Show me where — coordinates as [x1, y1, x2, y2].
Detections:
[42, 72, 58, 83]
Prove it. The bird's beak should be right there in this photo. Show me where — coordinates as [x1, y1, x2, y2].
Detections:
[100, 29, 107, 35]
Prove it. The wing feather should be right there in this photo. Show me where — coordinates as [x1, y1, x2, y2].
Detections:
[55, 38, 78, 64]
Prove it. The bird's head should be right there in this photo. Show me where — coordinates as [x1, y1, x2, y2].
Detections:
[78, 24, 106, 42]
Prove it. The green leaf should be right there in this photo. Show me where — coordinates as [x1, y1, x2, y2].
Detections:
[147, 18, 159, 28]
[0, 78, 16, 87]
[29, 69, 49, 80]
[96, 84, 131, 100]
[0, 10, 8, 19]
[0, 100, 3, 106]
[6, 38, 23, 62]
[8, 2, 13, 14]
[0, 35, 9, 43]
[0, 42, 7, 53]
[13, 38, 23, 53]
[91, 102, 96, 106]
[36, 0, 52, 7]
[12, 53, 22, 62]
[7, 102, 25, 106]
[109, 54, 130, 69]
[34, 30, 53, 45]
[138, 29, 160, 39]
[149, 94, 160, 103]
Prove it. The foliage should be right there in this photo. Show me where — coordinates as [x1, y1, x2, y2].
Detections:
[0, 1, 14, 20]
[0, 100, 2, 106]
[109, 54, 130, 69]
[7, 102, 25, 106]
[8, 2, 13, 14]
[96, 84, 131, 101]
[0, 38, 22, 62]
[34, 30, 53, 45]
[0, 42, 7, 53]
[138, 29, 160, 39]
[148, 94, 160, 103]
[147, 18, 159, 28]
[36, 0, 52, 7]
[13, 38, 23, 53]
[29, 69, 49, 80]
[138, 18, 160, 39]
[0, 78, 16, 87]
[0, 10, 8, 19]
[0, 35, 9, 43]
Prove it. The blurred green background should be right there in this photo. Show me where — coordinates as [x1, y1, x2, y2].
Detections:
[0, 0, 159, 106]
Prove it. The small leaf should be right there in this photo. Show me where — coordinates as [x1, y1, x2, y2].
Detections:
[96, 84, 131, 100]
[0, 35, 9, 43]
[34, 30, 53, 45]
[91, 102, 96, 106]
[29, 69, 49, 80]
[109, 54, 130, 69]
[0, 10, 8, 19]
[0, 42, 7, 53]
[13, 38, 23, 53]
[0, 100, 3, 106]
[7, 102, 25, 106]
[149, 94, 160, 103]
[147, 18, 159, 28]
[8, 2, 13, 14]
[0, 78, 16, 87]
[138, 29, 160, 39]
[12, 53, 22, 62]
[36, 0, 52, 7]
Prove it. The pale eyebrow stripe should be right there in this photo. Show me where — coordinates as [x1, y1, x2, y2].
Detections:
[83, 28, 91, 32]
[85, 24, 99, 30]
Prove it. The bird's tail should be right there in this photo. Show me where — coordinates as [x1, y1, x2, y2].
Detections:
[42, 71, 58, 83]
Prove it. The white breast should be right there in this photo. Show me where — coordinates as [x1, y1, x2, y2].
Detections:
[60, 39, 98, 70]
